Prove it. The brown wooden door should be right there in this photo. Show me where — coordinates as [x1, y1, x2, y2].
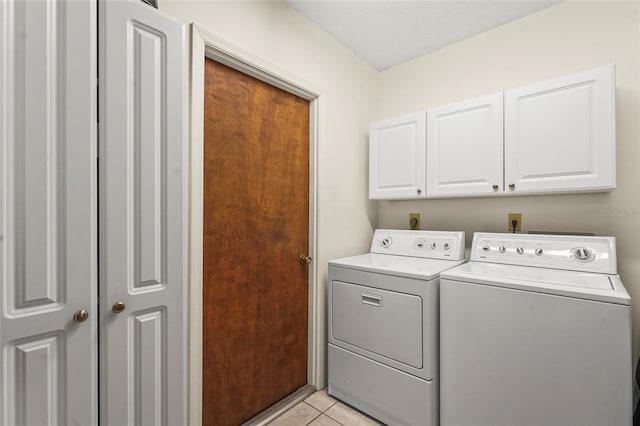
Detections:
[202, 58, 310, 426]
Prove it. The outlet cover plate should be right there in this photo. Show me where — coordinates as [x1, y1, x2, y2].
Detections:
[508, 213, 522, 232]
[409, 213, 420, 230]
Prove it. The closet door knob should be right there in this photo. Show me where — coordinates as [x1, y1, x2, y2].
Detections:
[73, 309, 89, 323]
[508, 183, 515, 189]
[492, 184, 499, 190]
[112, 301, 126, 313]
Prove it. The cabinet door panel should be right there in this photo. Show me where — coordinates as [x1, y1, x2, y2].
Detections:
[369, 111, 426, 199]
[426, 93, 503, 197]
[505, 65, 615, 193]
[0, 0, 97, 425]
[99, 1, 187, 425]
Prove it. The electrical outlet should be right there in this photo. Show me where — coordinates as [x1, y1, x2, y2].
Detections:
[508, 213, 522, 232]
[409, 213, 420, 230]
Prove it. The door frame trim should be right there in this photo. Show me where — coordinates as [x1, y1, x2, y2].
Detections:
[188, 24, 324, 425]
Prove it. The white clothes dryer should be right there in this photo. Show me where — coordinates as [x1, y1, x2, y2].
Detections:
[440, 232, 632, 426]
[328, 229, 466, 426]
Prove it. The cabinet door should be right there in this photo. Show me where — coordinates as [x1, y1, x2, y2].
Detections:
[99, 1, 187, 425]
[505, 65, 615, 194]
[0, 1, 97, 425]
[369, 111, 426, 199]
[426, 93, 503, 197]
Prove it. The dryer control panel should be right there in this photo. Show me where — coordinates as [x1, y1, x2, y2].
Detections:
[371, 229, 465, 260]
[471, 232, 617, 274]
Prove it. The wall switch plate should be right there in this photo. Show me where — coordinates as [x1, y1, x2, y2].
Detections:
[508, 213, 522, 232]
[409, 213, 420, 230]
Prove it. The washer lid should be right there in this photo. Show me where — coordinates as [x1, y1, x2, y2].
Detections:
[329, 253, 466, 280]
[441, 262, 630, 305]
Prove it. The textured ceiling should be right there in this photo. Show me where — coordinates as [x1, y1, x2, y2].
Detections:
[286, 1, 561, 70]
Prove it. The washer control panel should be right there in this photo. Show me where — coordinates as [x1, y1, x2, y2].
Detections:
[471, 232, 617, 274]
[371, 229, 465, 260]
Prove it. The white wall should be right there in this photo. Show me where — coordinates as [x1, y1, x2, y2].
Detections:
[376, 0, 640, 350]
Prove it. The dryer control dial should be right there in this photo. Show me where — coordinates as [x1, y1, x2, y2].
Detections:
[381, 237, 393, 248]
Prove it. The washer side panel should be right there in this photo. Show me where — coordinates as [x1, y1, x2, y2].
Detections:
[440, 278, 632, 426]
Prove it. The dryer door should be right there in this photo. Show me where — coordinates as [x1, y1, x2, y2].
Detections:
[332, 280, 423, 369]
[328, 266, 436, 380]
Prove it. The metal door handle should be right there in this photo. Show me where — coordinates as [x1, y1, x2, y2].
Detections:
[299, 255, 312, 265]
[73, 309, 89, 323]
[112, 301, 126, 313]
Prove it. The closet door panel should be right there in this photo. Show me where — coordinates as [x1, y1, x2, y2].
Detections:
[0, 0, 98, 425]
[99, 1, 187, 425]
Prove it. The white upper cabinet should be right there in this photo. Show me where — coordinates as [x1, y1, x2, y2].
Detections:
[369, 111, 426, 199]
[369, 64, 616, 200]
[504, 64, 616, 194]
[426, 93, 504, 197]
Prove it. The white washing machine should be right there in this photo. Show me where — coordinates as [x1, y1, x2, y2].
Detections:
[440, 232, 632, 426]
[328, 229, 466, 426]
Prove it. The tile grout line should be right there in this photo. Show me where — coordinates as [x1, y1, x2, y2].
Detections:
[304, 396, 341, 425]
[302, 402, 323, 425]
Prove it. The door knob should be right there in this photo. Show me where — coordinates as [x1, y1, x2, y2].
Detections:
[112, 301, 126, 313]
[508, 183, 516, 189]
[73, 309, 89, 323]
[299, 255, 312, 265]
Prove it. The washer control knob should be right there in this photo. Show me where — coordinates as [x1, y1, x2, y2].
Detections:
[535, 248, 544, 256]
[444, 243, 450, 251]
[430, 242, 437, 249]
[499, 246, 506, 253]
[482, 245, 490, 252]
[417, 240, 424, 248]
[572, 247, 593, 262]
[381, 237, 393, 248]
[516, 247, 524, 255]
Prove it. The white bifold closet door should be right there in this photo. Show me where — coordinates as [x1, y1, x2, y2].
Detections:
[0, 0, 187, 425]
[99, 1, 187, 426]
[0, 0, 98, 425]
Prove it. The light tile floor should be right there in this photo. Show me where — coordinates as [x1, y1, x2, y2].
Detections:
[268, 389, 383, 426]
